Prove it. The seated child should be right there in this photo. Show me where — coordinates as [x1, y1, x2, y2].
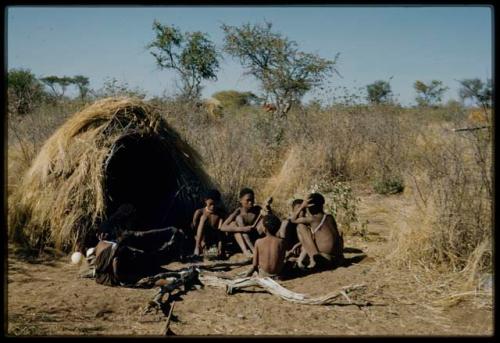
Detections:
[290, 193, 344, 269]
[245, 214, 287, 279]
[220, 188, 262, 257]
[191, 189, 226, 258]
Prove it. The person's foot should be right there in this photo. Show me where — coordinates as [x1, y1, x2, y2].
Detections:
[297, 261, 306, 269]
[243, 250, 253, 258]
[307, 255, 319, 269]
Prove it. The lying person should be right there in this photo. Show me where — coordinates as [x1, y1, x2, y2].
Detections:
[245, 213, 287, 280]
[93, 204, 186, 286]
[191, 189, 226, 259]
[290, 193, 344, 269]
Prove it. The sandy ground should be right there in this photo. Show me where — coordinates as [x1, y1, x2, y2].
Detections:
[6, 192, 493, 336]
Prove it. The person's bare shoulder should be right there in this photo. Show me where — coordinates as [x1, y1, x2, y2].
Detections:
[254, 237, 266, 246]
[326, 214, 337, 225]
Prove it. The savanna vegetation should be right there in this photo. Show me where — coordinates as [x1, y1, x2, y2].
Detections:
[7, 20, 492, 316]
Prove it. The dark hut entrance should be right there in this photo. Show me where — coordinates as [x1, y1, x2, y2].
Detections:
[104, 133, 180, 231]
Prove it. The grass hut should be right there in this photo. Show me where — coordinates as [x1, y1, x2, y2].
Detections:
[9, 97, 212, 253]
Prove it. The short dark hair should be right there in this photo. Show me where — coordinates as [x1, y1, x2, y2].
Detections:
[291, 198, 304, 208]
[204, 189, 221, 202]
[308, 193, 325, 214]
[262, 214, 281, 235]
[309, 193, 325, 206]
[239, 187, 254, 199]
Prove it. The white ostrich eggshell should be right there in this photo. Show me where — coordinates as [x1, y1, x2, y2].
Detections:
[71, 252, 84, 265]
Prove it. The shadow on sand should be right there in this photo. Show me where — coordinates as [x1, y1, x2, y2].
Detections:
[280, 246, 368, 281]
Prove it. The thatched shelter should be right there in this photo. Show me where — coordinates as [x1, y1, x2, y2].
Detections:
[9, 97, 212, 253]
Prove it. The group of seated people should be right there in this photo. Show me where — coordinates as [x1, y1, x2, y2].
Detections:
[91, 187, 344, 286]
[190, 187, 344, 280]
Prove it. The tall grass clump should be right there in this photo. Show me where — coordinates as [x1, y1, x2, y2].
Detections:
[389, 111, 492, 287]
[7, 101, 86, 197]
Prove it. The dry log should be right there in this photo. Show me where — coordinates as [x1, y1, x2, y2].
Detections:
[200, 275, 367, 306]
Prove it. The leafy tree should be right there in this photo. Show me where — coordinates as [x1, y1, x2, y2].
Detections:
[7, 68, 45, 114]
[212, 90, 258, 108]
[93, 77, 146, 99]
[40, 75, 74, 99]
[221, 21, 337, 117]
[147, 21, 220, 101]
[72, 75, 90, 101]
[458, 78, 492, 109]
[413, 80, 448, 107]
[366, 79, 393, 104]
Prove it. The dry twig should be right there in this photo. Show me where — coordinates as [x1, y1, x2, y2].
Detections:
[201, 275, 368, 306]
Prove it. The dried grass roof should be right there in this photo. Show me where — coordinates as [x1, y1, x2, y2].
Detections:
[9, 97, 211, 253]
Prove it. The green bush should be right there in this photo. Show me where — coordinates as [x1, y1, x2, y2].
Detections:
[373, 176, 405, 195]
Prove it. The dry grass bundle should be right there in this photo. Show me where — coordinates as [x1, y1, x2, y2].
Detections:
[388, 122, 492, 297]
[8, 97, 212, 253]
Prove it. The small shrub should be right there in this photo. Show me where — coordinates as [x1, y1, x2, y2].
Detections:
[373, 176, 405, 195]
[309, 179, 363, 235]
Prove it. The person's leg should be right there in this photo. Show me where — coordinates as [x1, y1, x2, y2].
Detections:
[217, 230, 226, 259]
[296, 224, 319, 268]
[194, 224, 206, 256]
[241, 233, 254, 253]
[123, 227, 178, 251]
[234, 233, 252, 256]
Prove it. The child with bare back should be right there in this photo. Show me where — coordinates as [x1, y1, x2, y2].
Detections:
[291, 193, 344, 269]
[220, 188, 262, 257]
[191, 189, 226, 258]
[245, 214, 287, 279]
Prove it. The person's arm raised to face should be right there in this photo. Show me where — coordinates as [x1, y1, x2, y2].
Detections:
[290, 197, 313, 224]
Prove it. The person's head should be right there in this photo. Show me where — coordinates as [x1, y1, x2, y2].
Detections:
[291, 198, 305, 217]
[307, 193, 325, 215]
[98, 203, 136, 239]
[203, 189, 221, 213]
[262, 214, 281, 236]
[239, 187, 255, 210]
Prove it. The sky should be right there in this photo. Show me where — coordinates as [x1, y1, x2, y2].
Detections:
[6, 6, 493, 106]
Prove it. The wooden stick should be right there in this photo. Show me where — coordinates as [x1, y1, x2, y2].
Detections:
[200, 275, 367, 306]
[163, 301, 176, 336]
